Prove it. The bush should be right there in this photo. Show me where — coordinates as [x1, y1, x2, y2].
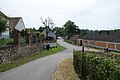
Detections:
[20, 37, 26, 45]
[73, 50, 120, 80]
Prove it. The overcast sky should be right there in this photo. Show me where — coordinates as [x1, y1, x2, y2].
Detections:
[0, 0, 120, 30]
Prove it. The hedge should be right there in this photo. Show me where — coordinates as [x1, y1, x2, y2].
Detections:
[73, 50, 120, 80]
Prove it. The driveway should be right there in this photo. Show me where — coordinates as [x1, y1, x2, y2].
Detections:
[0, 39, 96, 80]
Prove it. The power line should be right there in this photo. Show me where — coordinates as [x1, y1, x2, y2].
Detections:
[75, 0, 112, 17]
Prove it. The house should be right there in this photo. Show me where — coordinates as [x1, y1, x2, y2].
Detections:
[70, 35, 80, 44]
[9, 17, 25, 31]
[9, 17, 25, 45]
[0, 11, 9, 39]
[0, 11, 8, 18]
[83, 31, 120, 43]
[42, 28, 56, 40]
[0, 12, 25, 39]
[42, 28, 57, 48]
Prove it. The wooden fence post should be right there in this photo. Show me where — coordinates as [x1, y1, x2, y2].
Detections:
[18, 32, 20, 47]
[81, 46, 87, 80]
[26, 32, 30, 46]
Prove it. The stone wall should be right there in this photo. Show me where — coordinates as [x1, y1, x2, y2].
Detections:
[0, 43, 44, 64]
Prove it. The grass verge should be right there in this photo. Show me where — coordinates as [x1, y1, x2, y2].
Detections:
[51, 58, 79, 80]
[64, 39, 78, 46]
[0, 44, 66, 72]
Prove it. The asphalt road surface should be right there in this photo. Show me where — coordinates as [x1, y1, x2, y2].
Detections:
[0, 39, 96, 80]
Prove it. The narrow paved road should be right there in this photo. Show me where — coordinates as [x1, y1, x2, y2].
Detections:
[0, 39, 96, 80]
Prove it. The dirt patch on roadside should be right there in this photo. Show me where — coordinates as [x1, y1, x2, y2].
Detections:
[51, 58, 80, 80]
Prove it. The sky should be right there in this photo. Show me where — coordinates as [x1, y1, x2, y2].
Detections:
[0, 0, 120, 30]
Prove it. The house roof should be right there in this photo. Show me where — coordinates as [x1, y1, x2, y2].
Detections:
[42, 28, 56, 39]
[9, 17, 21, 30]
[0, 11, 8, 18]
[70, 35, 80, 41]
[42, 28, 54, 34]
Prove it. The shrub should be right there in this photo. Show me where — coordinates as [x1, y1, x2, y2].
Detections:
[20, 37, 26, 45]
[73, 50, 120, 80]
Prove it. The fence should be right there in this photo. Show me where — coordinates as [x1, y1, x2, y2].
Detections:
[77, 39, 120, 52]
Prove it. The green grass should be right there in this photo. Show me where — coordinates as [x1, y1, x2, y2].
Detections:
[0, 37, 26, 46]
[0, 38, 13, 46]
[0, 44, 66, 72]
[64, 39, 78, 46]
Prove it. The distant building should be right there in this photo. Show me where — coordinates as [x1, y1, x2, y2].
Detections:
[42, 28, 56, 40]
[83, 31, 120, 43]
[70, 35, 80, 44]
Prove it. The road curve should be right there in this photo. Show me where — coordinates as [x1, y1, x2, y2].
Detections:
[0, 39, 96, 80]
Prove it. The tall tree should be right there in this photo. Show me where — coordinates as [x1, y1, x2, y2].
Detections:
[63, 20, 79, 39]
[53, 27, 65, 37]
[0, 17, 7, 34]
[41, 17, 55, 38]
[38, 26, 45, 32]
